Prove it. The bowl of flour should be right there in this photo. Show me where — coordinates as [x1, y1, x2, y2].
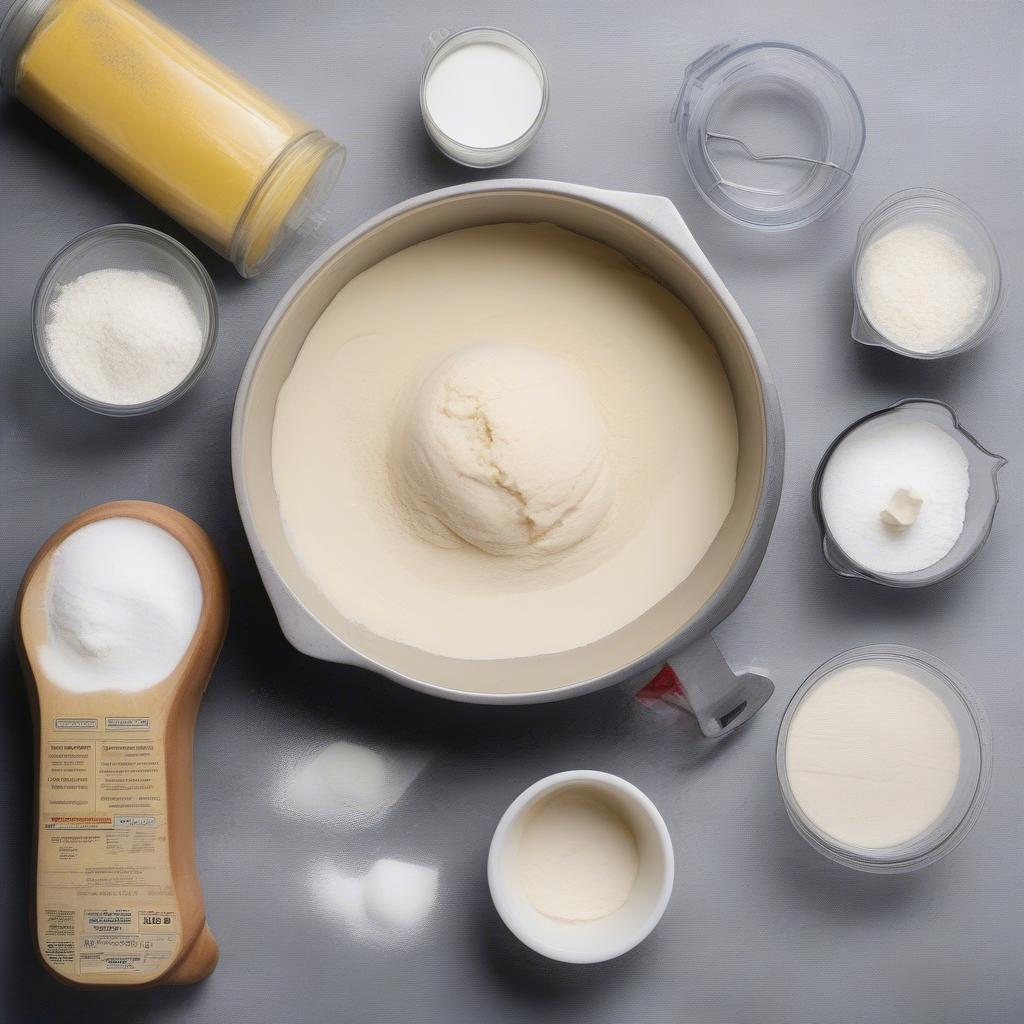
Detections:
[852, 188, 1005, 359]
[33, 224, 217, 415]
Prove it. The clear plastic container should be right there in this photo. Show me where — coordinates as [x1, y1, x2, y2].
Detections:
[420, 27, 549, 168]
[852, 188, 1006, 358]
[33, 224, 217, 416]
[673, 42, 865, 231]
[812, 400, 1005, 588]
[0, 0, 344, 277]
[777, 645, 992, 873]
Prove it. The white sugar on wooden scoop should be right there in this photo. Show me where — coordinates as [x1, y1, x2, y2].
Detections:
[820, 417, 969, 574]
[39, 518, 202, 692]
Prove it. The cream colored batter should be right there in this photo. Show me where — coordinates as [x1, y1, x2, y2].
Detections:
[272, 224, 738, 660]
[517, 789, 639, 922]
[786, 663, 961, 849]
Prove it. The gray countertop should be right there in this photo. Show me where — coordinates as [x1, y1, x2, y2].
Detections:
[2, 1, 1022, 1021]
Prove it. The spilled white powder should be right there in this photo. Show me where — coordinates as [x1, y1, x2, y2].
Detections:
[45, 268, 203, 404]
[276, 740, 427, 829]
[821, 417, 969, 574]
[311, 858, 439, 939]
[39, 518, 203, 692]
[858, 223, 987, 352]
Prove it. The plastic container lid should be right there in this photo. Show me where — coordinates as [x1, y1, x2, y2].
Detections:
[230, 130, 345, 278]
[674, 42, 865, 231]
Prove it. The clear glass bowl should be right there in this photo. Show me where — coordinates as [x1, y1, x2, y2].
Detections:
[852, 188, 1006, 358]
[32, 224, 217, 416]
[673, 42, 865, 231]
[812, 400, 1005, 588]
[777, 645, 992, 873]
[420, 26, 549, 168]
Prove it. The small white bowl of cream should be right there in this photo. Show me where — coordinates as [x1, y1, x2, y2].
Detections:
[420, 27, 548, 167]
[777, 646, 992, 873]
[488, 771, 673, 963]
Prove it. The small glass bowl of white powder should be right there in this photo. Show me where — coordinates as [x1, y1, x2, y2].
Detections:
[776, 645, 992, 873]
[813, 400, 1005, 588]
[852, 188, 1005, 358]
[33, 224, 217, 416]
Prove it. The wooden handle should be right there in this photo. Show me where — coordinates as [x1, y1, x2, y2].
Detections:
[16, 501, 228, 988]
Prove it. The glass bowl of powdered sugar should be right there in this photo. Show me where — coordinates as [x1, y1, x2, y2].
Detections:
[33, 224, 217, 416]
[852, 188, 1005, 359]
[812, 400, 1005, 588]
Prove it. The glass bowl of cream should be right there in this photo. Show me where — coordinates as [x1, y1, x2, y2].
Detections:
[776, 646, 992, 873]
[32, 224, 217, 416]
[852, 188, 1006, 359]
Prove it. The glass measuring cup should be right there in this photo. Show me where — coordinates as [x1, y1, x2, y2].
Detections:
[812, 400, 1005, 587]
[673, 41, 865, 231]
[852, 188, 1006, 358]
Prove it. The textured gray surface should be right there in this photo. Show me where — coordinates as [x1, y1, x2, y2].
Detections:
[1, 1, 1021, 1022]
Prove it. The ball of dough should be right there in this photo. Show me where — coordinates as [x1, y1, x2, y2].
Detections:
[390, 342, 614, 556]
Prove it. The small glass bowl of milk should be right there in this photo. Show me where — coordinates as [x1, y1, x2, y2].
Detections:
[776, 646, 992, 873]
[420, 27, 549, 167]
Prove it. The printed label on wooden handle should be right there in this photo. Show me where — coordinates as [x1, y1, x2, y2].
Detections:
[37, 710, 182, 980]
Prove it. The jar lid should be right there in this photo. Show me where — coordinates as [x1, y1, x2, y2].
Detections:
[673, 42, 866, 231]
[230, 130, 345, 278]
[0, 0, 53, 94]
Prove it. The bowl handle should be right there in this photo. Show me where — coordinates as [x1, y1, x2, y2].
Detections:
[644, 635, 773, 738]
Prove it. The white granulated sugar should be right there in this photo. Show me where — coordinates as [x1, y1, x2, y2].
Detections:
[39, 517, 203, 692]
[45, 268, 203, 404]
[857, 222, 987, 353]
[820, 417, 969, 574]
[310, 858, 439, 941]
[276, 740, 427, 829]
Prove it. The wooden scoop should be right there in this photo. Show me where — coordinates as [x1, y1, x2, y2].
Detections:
[15, 501, 228, 988]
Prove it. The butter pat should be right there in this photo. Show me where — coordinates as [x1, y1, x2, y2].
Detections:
[880, 488, 924, 530]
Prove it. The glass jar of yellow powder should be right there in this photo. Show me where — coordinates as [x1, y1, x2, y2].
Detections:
[0, 0, 344, 276]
